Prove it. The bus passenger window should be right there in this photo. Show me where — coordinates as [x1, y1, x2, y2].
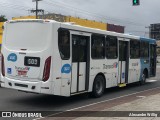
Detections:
[130, 40, 140, 59]
[106, 36, 118, 59]
[58, 29, 70, 60]
[140, 41, 149, 58]
[91, 34, 105, 59]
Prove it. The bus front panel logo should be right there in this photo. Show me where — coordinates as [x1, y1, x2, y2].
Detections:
[7, 53, 17, 62]
[61, 64, 71, 74]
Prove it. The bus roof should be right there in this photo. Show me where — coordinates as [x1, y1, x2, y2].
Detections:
[140, 37, 156, 44]
[7, 19, 155, 42]
[61, 21, 139, 40]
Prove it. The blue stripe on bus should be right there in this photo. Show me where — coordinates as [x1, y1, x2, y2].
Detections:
[140, 37, 156, 44]
[139, 37, 156, 81]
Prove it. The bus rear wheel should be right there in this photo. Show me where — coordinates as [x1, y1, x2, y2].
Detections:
[91, 75, 105, 98]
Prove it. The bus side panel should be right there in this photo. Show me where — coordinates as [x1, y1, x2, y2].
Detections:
[54, 26, 71, 97]
[104, 60, 118, 87]
[128, 59, 141, 83]
[139, 37, 156, 80]
[51, 24, 65, 96]
[89, 59, 119, 92]
[140, 58, 150, 80]
[88, 60, 104, 92]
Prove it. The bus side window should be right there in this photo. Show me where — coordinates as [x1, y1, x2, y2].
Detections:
[106, 36, 118, 59]
[58, 29, 70, 60]
[91, 34, 105, 59]
[141, 41, 149, 58]
[130, 39, 140, 59]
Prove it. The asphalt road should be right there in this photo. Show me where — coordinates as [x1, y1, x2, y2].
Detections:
[0, 67, 160, 113]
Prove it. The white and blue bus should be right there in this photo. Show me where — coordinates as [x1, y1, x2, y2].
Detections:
[0, 19, 157, 97]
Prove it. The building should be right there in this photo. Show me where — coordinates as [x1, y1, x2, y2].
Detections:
[65, 16, 107, 30]
[13, 14, 107, 31]
[156, 40, 160, 56]
[13, 13, 125, 33]
[107, 24, 124, 33]
[12, 15, 36, 20]
[150, 23, 160, 40]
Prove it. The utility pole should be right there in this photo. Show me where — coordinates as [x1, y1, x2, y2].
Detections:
[31, 0, 44, 19]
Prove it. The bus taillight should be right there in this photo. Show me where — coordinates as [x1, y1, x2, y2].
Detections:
[1, 54, 5, 76]
[42, 56, 51, 82]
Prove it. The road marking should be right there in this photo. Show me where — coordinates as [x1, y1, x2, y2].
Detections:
[33, 117, 45, 120]
[35, 86, 160, 119]
[136, 96, 146, 98]
[67, 86, 160, 111]
[146, 79, 157, 83]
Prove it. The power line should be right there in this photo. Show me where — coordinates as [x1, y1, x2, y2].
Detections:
[0, 2, 31, 11]
[42, 0, 146, 27]
[30, 0, 44, 19]
[0, 0, 147, 27]
[0, 0, 148, 28]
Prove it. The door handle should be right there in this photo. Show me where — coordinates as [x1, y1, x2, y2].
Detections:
[79, 74, 83, 76]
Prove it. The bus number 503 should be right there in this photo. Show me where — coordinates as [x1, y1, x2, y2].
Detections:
[28, 59, 38, 65]
[24, 57, 40, 67]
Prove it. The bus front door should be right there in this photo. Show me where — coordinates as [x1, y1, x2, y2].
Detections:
[118, 41, 129, 85]
[150, 44, 156, 76]
[71, 34, 90, 94]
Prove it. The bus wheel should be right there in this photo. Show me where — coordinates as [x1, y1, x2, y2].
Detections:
[140, 71, 146, 85]
[91, 75, 105, 98]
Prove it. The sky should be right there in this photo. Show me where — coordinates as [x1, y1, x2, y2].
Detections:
[0, 0, 160, 37]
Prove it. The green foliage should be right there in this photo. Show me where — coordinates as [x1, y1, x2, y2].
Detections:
[0, 15, 8, 22]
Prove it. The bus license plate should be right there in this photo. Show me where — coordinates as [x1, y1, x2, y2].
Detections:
[24, 57, 40, 67]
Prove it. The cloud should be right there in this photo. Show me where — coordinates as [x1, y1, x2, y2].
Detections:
[0, 0, 160, 37]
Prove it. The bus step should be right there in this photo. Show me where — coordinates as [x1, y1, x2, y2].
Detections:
[118, 83, 126, 87]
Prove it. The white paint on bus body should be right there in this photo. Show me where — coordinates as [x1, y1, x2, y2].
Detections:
[0, 19, 156, 96]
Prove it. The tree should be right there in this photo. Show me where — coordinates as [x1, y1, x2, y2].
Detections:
[0, 15, 8, 22]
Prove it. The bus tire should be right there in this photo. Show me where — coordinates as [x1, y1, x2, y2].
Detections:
[91, 75, 105, 98]
[140, 71, 147, 85]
